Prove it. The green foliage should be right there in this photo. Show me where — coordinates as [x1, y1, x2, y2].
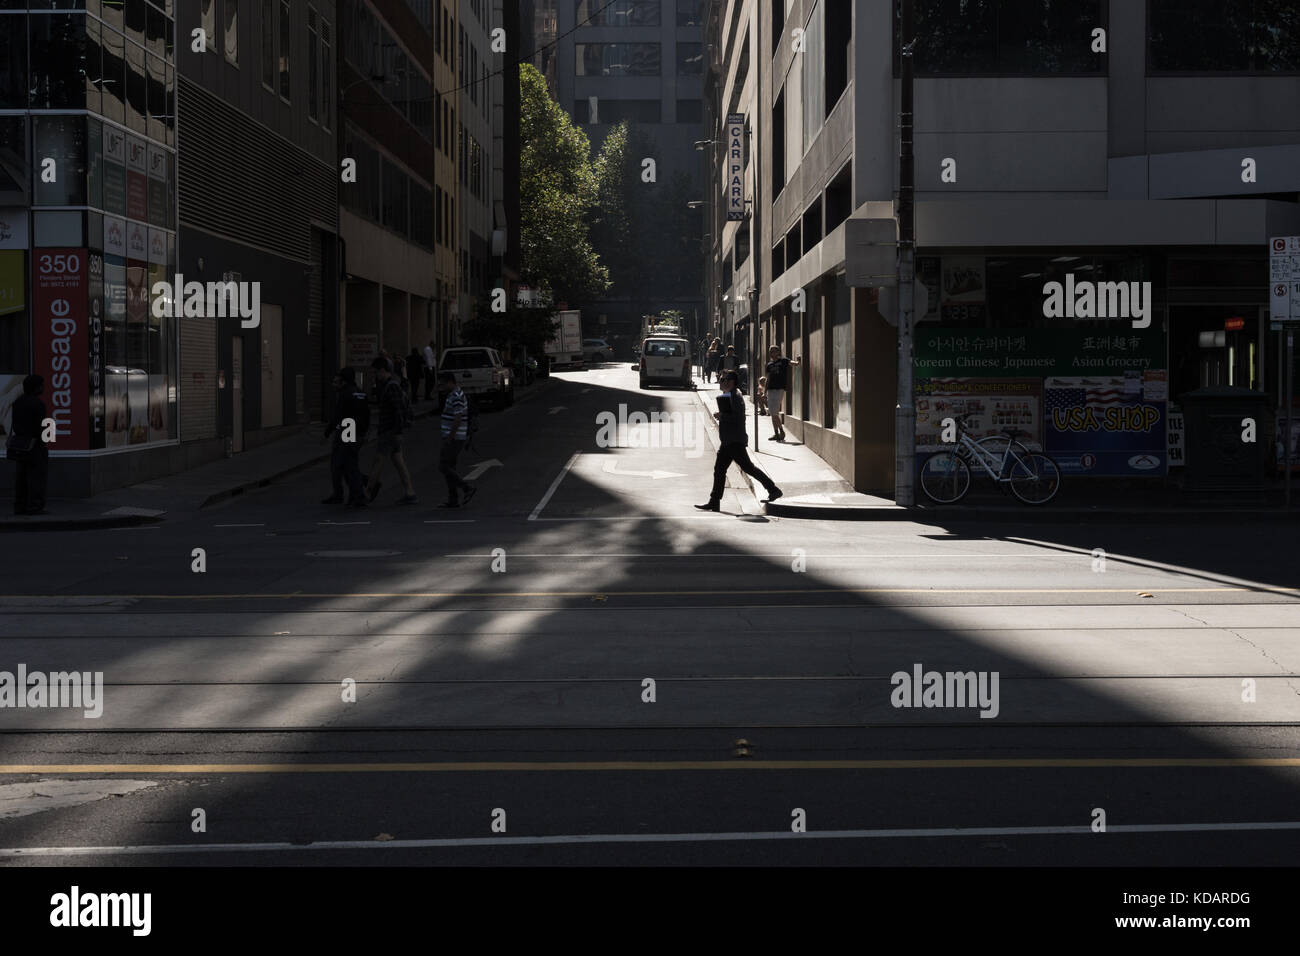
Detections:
[589, 122, 702, 310]
[461, 298, 559, 358]
[519, 64, 610, 306]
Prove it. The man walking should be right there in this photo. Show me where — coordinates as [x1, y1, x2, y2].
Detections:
[364, 356, 419, 505]
[321, 367, 369, 507]
[437, 370, 477, 508]
[764, 346, 801, 442]
[423, 340, 438, 400]
[696, 370, 782, 512]
[9, 374, 48, 515]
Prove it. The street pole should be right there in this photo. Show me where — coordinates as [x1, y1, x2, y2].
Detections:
[895, 0, 917, 507]
[1287, 327, 1294, 508]
[750, 288, 759, 451]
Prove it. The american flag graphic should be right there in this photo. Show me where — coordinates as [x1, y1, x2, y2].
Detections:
[1046, 379, 1129, 427]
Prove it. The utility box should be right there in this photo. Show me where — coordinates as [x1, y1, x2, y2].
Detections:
[1179, 386, 1274, 491]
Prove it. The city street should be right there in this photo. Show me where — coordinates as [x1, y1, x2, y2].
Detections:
[1, 363, 1297, 865]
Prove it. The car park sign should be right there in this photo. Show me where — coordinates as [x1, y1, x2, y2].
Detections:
[725, 114, 745, 221]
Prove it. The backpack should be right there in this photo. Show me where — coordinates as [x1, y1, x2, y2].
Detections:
[385, 378, 414, 430]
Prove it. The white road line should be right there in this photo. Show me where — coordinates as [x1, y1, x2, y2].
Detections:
[3, 820, 1298, 857]
[530, 515, 732, 521]
[438, 553, 1122, 559]
[317, 521, 371, 526]
[424, 520, 476, 524]
[215, 523, 265, 527]
[528, 452, 581, 521]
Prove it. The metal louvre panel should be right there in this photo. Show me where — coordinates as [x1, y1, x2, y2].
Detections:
[177, 79, 334, 262]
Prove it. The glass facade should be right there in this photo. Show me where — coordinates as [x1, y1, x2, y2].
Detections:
[0, 2, 178, 452]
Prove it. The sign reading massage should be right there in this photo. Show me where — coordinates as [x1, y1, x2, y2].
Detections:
[916, 328, 1168, 476]
[725, 114, 745, 221]
[32, 248, 89, 451]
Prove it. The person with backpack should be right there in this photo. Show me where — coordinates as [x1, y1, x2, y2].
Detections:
[364, 356, 418, 505]
[695, 370, 782, 512]
[321, 367, 370, 507]
[436, 370, 478, 508]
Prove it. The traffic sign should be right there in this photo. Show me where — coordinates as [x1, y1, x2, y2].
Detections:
[1269, 236, 1300, 329]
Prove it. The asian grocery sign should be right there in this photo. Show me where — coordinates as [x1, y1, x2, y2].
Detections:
[915, 328, 1168, 476]
[32, 249, 89, 451]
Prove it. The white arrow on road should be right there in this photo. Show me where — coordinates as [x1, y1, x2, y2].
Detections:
[464, 459, 503, 481]
[602, 461, 686, 480]
[548, 406, 567, 415]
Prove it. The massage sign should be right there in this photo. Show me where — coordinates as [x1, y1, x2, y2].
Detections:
[33, 249, 90, 451]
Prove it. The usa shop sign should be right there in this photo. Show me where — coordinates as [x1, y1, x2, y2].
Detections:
[725, 114, 745, 221]
[33, 249, 89, 450]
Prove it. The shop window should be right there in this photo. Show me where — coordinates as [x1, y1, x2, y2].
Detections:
[801, 0, 823, 152]
[33, 116, 88, 207]
[802, 196, 822, 250]
[897, 0, 1105, 76]
[831, 276, 852, 434]
[1150, 0, 1300, 73]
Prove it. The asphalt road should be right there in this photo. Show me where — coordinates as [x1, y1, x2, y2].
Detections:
[1, 363, 1298, 865]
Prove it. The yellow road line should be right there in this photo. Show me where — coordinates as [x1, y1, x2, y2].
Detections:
[1, 586, 1296, 599]
[3, 758, 1300, 774]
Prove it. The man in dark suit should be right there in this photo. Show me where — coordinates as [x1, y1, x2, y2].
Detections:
[10, 374, 48, 515]
[696, 371, 782, 512]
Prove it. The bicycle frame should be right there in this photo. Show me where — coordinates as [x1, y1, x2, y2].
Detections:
[954, 431, 1033, 482]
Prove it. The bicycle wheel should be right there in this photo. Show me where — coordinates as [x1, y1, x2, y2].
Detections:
[920, 450, 972, 504]
[1007, 452, 1061, 504]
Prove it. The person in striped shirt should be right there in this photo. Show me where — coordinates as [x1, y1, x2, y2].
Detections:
[437, 371, 477, 508]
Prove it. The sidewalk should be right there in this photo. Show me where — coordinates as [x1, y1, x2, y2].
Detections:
[1, 375, 559, 531]
[694, 389, 1300, 521]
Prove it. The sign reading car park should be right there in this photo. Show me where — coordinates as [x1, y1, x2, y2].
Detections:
[1269, 236, 1300, 329]
[725, 114, 745, 221]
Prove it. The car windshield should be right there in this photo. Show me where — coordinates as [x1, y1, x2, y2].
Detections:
[645, 340, 685, 357]
[442, 350, 492, 369]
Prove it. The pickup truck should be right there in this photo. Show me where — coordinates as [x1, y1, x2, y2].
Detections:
[439, 347, 514, 408]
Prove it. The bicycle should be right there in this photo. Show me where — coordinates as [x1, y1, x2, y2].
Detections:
[919, 414, 1062, 505]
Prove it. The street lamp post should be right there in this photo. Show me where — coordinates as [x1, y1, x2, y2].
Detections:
[895, 0, 918, 507]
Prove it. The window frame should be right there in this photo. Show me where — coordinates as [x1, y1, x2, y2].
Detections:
[1146, 0, 1300, 75]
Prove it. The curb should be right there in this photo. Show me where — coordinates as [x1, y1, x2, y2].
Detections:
[764, 499, 1300, 522]
[0, 511, 166, 532]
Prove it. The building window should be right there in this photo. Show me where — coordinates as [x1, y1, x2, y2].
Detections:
[1149, 0, 1300, 73]
[224, 0, 238, 64]
[575, 98, 661, 124]
[575, 43, 661, 76]
[898, 0, 1105, 76]
[677, 0, 704, 27]
[201, 0, 216, 52]
[261, 0, 274, 87]
[676, 42, 703, 75]
[676, 99, 702, 123]
[576, 0, 660, 26]
[308, 8, 318, 121]
[278, 0, 290, 100]
[321, 20, 331, 129]
[801, 0, 823, 152]
[382, 159, 409, 234]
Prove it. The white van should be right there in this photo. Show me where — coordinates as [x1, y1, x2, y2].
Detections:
[639, 336, 692, 389]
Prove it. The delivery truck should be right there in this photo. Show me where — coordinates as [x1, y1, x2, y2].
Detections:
[546, 310, 585, 369]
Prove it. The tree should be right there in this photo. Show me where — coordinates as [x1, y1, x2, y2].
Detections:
[519, 64, 609, 306]
[589, 122, 702, 311]
[460, 299, 559, 359]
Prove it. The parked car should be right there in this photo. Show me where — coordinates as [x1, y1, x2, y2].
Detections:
[583, 338, 614, 363]
[639, 336, 693, 389]
[439, 346, 514, 408]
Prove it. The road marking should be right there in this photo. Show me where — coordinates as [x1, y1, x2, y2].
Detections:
[601, 461, 687, 480]
[4, 820, 1300, 857]
[530, 515, 732, 521]
[548, 406, 566, 415]
[306, 550, 400, 557]
[317, 521, 371, 526]
[424, 519, 476, 524]
[2, 586, 1293, 600]
[436, 552, 1160, 559]
[528, 451, 581, 521]
[215, 523, 265, 528]
[5, 757, 1300, 774]
[463, 459, 502, 481]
